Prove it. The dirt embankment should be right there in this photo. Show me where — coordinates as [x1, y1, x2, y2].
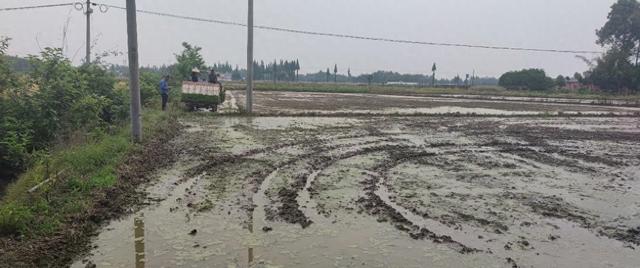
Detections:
[0, 116, 182, 267]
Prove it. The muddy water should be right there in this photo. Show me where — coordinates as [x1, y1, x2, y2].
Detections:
[74, 115, 640, 268]
[437, 94, 640, 107]
[232, 91, 640, 116]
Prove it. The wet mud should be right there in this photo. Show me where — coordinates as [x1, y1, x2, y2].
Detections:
[233, 91, 640, 116]
[73, 114, 640, 268]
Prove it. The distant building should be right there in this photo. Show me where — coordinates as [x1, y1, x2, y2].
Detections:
[564, 79, 599, 91]
[219, 72, 233, 81]
[385, 82, 419, 86]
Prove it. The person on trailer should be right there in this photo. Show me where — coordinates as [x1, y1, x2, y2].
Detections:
[208, 69, 218, 84]
[191, 68, 200, 82]
[159, 75, 170, 111]
[208, 68, 223, 91]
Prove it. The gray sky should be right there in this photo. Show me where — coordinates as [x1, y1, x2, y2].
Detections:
[1, 0, 615, 78]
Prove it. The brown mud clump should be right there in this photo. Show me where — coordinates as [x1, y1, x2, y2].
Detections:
[276, 188, 313, 228]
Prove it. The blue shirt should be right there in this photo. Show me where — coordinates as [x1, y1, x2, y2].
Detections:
[159, 79, 169, 94]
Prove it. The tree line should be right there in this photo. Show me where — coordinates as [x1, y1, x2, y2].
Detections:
[498, 0, 640, 93]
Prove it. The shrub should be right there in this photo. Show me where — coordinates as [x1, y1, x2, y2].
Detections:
[499, 69, 555, 91]
[0, 202, 34, 236]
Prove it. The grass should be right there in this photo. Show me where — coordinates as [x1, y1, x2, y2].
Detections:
[0, 107, 176, 237]
[225, 81, 640, 102]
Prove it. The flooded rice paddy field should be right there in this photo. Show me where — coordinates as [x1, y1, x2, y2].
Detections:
[231, 91, 640, 116]
[74, 115, 640, 268]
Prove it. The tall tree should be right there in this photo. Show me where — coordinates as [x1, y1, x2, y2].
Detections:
[584, 0, 640, 92]
[295, 59, 300, 81]
[273, 60, 278, 83]
[431, 63, 437, 87]
[333, 64, 338, 83]
[174, 42, 206, 80]
[597, 0, 640, 66]
[555, 75, 567, 88]
[326, 68, 330, 82]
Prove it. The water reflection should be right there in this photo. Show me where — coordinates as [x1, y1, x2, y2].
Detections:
[248, 214, 254, 268]
[134, 215, 145, 268]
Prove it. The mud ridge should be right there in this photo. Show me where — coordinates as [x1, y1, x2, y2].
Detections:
[353, 148, 482, 253]
[270, 144, 413, 228]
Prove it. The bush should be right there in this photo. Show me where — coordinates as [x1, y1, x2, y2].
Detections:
[140, 70, 162, 105]
[499, 69, 555, 91]
[0, 202, 34, 236]
[0, 42, 125, 179]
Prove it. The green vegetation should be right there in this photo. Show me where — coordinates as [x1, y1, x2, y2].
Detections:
[0, 38, 162, 181]
[174, 42, 206, 80]
[581, 0, 640, 93]
[0, 110, 173, 237]
[0, 37, 179, 237]
[499, 69, 555, 91]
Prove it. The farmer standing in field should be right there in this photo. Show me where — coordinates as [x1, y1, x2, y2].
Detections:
[159, 75, 170, 111]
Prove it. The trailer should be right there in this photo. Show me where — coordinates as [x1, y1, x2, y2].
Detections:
[180, 81, 226, 111]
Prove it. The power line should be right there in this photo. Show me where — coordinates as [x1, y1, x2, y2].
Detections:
[0, 3, 74, 11]
[2, 2, 603, 55]
[100, 3, 602, 55]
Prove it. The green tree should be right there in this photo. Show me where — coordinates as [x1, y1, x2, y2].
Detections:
[326, 68, 330, 82]
[431, 63, 437, 86]
[0, 37, 16, 93]
[232, 65, 242, 81]
[174, 42, 205, 80]
[295, 59, 300, 81]
[555, 75, 567, 88]
[597, 0, 640, 65]
[584, 0, 640, 92]
[584, 47, 637, 92]
[452, 75, 462, 86]
[334, 64, 338, 83]
[498, 69, 555, 91]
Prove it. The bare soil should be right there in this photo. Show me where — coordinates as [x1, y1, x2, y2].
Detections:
[71, 113, 640, 268]
[232, 90, 640, 116]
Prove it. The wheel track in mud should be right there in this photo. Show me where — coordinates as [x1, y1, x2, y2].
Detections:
[186, 122, 640, 256]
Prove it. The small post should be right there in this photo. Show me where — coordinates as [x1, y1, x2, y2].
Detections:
[246, 0, 254, 113]
[85, 0, 92, 64]
[126, 0, 142, 142]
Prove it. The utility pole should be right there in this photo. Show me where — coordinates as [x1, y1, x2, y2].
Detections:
[246, 0, 254, 113]
[472, 70, 476, 86]
[85, 0, 93, 64]
[126, 0, 142, 142]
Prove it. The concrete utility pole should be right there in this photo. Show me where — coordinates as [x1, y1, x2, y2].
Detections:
[126, 0, 142, 142]
[246, 0, 254, 113]
[85, 0, 93, 64]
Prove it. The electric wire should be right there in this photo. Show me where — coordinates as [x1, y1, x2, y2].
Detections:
[101, 3, 602, 55]
[1, 2, 604, 55]
[0, 3, 74, 11]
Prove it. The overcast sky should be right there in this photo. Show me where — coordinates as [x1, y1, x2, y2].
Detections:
[1, 0, 616, 78]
